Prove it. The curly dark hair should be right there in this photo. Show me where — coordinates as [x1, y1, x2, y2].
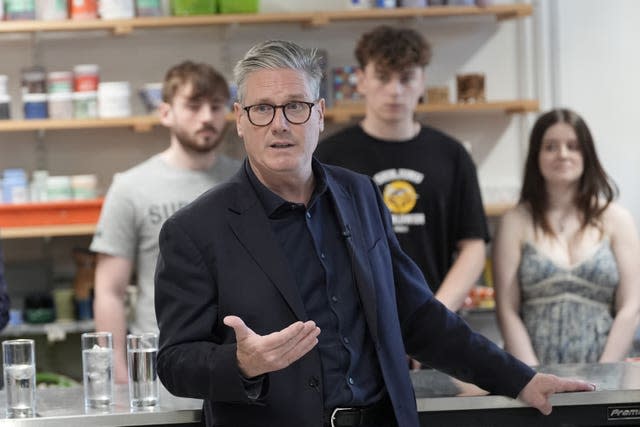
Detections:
[355, 25, 431, 71]
[520, 108, 618, 236]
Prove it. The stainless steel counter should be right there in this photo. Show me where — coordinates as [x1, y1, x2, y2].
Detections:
[412, 362, 640, 426]
[2, 363, 639, 426]
[0, 384, 202, 426]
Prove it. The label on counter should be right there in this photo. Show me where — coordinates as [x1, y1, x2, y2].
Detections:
[608, 406, 640, 421]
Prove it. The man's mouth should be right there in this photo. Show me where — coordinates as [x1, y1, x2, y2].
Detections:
[270, 142, 294, 149]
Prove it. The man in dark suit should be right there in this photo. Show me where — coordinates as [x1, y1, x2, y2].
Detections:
[154, 40, 595, 427]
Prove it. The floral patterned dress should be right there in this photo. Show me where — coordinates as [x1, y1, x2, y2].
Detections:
[517, 238, 619, 364]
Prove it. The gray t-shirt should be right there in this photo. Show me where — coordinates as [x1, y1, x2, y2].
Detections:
[90, 153, 241, 334]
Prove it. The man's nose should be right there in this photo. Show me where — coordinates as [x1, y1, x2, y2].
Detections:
[270, 106, 289, 131]
[198, 105, 213, 122]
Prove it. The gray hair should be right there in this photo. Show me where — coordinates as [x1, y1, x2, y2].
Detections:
[233, 40, 323, 104]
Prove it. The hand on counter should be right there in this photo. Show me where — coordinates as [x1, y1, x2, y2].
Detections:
[518, 373, 596, 415]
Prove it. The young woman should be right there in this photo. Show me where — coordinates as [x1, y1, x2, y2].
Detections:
[493, 108, 640, 365]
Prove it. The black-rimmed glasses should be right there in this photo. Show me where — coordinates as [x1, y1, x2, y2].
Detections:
[242, 101, 315, 126]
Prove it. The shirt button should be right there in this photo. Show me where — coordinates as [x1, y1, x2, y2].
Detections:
[308, 376, 319, 388]
[348, 377, 354, 385]
[343, 337, 350, 344]
[331, 296, 338, 303]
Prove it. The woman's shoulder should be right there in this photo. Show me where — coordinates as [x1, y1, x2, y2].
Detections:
[497, 203, 533, 241]
[601, 201, 636, 233]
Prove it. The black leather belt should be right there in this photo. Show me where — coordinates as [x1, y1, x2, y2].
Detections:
[323, 397, 395, 427]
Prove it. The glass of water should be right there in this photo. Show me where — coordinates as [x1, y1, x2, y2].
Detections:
[127, 333, 159, 407]
[81, 332, 113, 408]
[2, 339, 36, 418]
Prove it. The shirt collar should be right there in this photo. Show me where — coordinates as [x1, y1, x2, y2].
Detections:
[244, 158, 329, 218]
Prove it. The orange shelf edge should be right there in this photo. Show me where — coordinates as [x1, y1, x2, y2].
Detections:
[0, 199, 104, 228]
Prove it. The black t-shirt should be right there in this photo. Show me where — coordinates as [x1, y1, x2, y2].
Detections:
[315, 125, 489, 292]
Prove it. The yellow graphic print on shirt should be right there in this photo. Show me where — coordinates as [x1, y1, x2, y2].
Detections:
[383, 180, 417, 214]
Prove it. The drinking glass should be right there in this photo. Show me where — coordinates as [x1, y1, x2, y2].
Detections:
[127, 333, 159, 407]
[2, 339, 36, 418]
[81, 332, 113, 408]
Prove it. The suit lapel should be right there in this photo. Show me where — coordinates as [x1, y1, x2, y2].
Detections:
[226, 171, 307, 322]
[326, 174, 379, 342]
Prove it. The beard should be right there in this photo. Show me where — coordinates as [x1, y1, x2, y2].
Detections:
[174, 123, 226, 154]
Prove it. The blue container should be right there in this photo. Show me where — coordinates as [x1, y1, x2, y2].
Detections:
[23, 93, 48, 119]
[2, 168, 28, 203]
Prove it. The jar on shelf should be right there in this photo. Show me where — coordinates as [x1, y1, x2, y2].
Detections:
[2, 168, 29, 204]
[48, 92, 74, 119]
[73, 91, 98, 119]
[135, 0, 168, 16]
[46, 175, 73, 201]
[47, 71, 74, 94]
[23, 93, 49, 119]
[21, 66, 47, 95]
[73, 64, 100, 92]
[98, 81, 131, 118]
[71, 174, 98, 200]
[70, 0, 98, 19]
[37, 0, 69, 20]
[0, 95, 11, 120]
[99, 0, 135, 19]
[4, 0, 36, 20]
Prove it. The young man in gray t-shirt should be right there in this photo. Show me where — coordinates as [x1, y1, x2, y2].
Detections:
[90, 61, 241, 383]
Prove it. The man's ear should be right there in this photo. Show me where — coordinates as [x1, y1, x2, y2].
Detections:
[233, 102, 244, 138]
[355, 67, 366, 96]
[158, 102, 173, 127]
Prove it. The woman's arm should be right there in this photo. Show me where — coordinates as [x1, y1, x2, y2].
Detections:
[493, 207, 539, 366]
[599, 203, 640, 362]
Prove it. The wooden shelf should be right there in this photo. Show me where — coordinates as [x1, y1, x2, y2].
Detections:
[327, 99, 539, 123]
[0, 4, 532, 34]
[0, 223, 96, 239]
[0, 100, 538, 132]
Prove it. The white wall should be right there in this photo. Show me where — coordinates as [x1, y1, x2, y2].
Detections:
[537, 0, 640, 225]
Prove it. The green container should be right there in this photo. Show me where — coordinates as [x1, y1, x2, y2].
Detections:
[171, 0, 217, 15]
[218, 0, 258, 14]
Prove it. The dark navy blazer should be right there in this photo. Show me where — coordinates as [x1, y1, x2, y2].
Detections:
[154, 162, 534, 427]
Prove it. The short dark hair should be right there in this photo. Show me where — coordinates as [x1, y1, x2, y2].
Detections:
[520, 108, 618, 235]
[355, 25, 432, 71]
[162, 61, 230, 104]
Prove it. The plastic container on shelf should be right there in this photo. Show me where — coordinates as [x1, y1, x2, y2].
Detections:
[30, 170, 49, 203]
[4, 0, 36, 20]
[135, 0, 169, 16]
[21, 66, 47, 95]
[71, 175, 98, 200]
[218, 0, 258, 14]
[398, 0, 426, 6]
[98, 81, 131, 118]
[0, 95, 11, 120]
[138, 82, 163, 113]
[48, 92, 74, 119]
[73, 91, 98, 119]
[374, 0, 396, 7]
[46, 176, 73, 201]
[171, 0, 216, 16]
[99, 0, 135, 19]
[73, 64, 100, 92]
[0, 75, 8, 96]
[23, 93, 49, 119]
[47, 71, 74, 93]
[37, 0, 69, 20]
[2, 169, 29, 204]
[69, 0, 98, 19]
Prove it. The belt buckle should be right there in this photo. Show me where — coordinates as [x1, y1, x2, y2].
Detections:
[331, 406, 354, 427]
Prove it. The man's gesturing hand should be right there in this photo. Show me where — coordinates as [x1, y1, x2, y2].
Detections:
[518, 373, 596, 415]
[224, 315, 321, 379]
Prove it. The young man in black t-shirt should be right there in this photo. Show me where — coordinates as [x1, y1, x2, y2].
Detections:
[316, 26, 489, 316]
